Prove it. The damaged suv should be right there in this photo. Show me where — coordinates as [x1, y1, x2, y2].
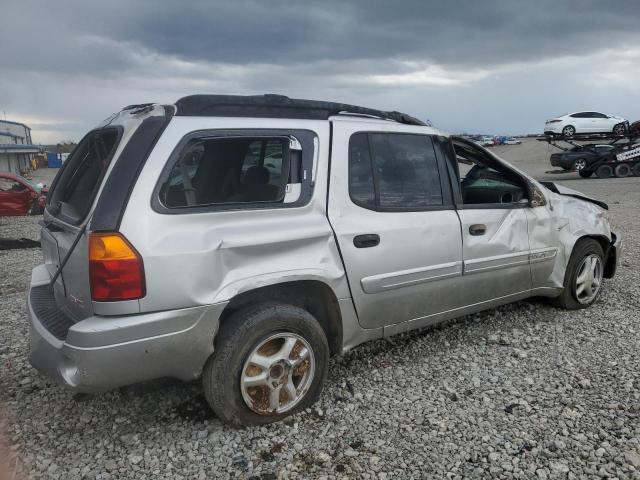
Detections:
[28, 95, 621, 426]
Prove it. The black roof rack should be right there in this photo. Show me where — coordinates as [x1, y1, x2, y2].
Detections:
[174, 94, 427, 126]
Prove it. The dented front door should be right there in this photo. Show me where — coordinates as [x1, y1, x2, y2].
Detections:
[456, 207, 532, 303]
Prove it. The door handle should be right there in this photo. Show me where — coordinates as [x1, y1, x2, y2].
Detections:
[353, 234, 380, 248]
[469, 224, 486, 236]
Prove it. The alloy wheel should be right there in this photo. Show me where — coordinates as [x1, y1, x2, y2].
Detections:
[613, 124, 626, 135]
[575, 254, 603, 304]
[240, 333, 315, 415]
[573, 159, 587, 171]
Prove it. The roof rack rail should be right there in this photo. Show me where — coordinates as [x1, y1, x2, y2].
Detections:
[174, 94, 427, 126]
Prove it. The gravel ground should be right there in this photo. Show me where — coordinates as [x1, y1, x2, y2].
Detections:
[1, 145, 639, 479]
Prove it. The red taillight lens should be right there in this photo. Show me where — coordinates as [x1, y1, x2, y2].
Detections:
[547, 119, 562, 123]
[89, 232, 145, 301]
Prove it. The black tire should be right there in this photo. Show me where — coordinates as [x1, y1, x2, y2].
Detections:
[551, 238, 604, 310]
[614, 163, 631, 178]
[633, 162, 640, 177]
[578, 169, 593, 178]
[613, 123, 627, 136]
[562, 125, 575, 137]
[202, 302, 329, 427]
[595, 164, 613, 179]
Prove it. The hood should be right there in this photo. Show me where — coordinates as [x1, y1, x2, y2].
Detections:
[540, 182, 608, 210]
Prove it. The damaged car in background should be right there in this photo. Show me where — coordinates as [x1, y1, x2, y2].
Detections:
[0, 172, 48, 216]
[27, 95, 621, 426]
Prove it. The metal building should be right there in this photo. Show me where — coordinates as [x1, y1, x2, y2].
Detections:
[0, 119, 41, 174]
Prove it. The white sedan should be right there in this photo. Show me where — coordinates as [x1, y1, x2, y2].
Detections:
[544, 111, 628, 137]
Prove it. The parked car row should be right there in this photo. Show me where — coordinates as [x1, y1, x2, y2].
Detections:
[0, 172, 48, 216]
[468, 135, 521, 147]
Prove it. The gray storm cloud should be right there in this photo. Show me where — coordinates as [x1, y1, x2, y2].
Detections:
[1, 0, 639, 142]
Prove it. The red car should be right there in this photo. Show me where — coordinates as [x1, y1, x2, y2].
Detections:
[0, 172, 48, 216]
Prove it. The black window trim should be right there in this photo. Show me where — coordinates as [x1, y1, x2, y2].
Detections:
[151, 128, 316, 214]
[347, 131, 454, 213]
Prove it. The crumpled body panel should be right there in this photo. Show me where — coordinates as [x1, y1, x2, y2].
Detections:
[527, 186, 611, 291]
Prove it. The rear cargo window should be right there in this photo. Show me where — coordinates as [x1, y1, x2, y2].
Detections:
[47, 128, 121, 224]
[160, 136, 292, 208]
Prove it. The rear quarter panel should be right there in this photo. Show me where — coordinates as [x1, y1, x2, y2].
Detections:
[119, 117, 351, 313]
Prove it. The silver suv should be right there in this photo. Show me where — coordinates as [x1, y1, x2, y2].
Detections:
[28, 95, 621, 426]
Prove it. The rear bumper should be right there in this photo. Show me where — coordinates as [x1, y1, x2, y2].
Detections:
[28, 264, 227, 392]
[544, 125, 564, 134]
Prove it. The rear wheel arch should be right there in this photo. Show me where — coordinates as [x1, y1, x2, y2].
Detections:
[218, 280, 343, 355]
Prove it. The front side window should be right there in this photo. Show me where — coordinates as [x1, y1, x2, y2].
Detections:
[452, 138, 528, 206]
[160, 136, 292, 208]
[348, 132, 444, 210]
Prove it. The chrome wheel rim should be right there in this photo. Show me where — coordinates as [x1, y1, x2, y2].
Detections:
[575, 254, 603, 304]
[614, 124, 625, 135]
[240, 333, 315, 415]
[564, 126, 575, 136]
[574, 159, 587, 171]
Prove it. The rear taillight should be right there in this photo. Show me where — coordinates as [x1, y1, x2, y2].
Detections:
[547, 119, 562, 123]
[89, 232, 145, 301]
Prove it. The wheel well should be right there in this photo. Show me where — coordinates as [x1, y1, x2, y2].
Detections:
[576, 234, 614, 277]
[219, 281, 343, 355]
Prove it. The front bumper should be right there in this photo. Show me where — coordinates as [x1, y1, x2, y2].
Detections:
[27, 264, 227, 392]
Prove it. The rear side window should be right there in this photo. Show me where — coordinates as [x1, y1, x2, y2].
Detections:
[47, 128, 121, 224]
[160, 136, 293, 208]
[348, 132, 444, 211]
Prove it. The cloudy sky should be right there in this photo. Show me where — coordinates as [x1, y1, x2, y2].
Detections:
[2, 0, 640, 143]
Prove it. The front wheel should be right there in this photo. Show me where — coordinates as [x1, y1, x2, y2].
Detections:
[572, 158, 587, 171]
[551, 239, 604, 310]
[613, 123, 627, 136]
[202, 303, 329, 426]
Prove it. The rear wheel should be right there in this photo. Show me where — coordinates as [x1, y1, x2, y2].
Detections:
[595, 164, 613, 179]
[562, 125, 576, 137]
[551, 238, 604, 310]
[633, 162, 640, 176]
[614, 163, 631, 178]
[202, 302, 329, 426]
[578, 169, 593, 178]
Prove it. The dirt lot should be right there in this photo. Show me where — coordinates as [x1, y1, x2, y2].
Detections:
[1, 141, 638, 479]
